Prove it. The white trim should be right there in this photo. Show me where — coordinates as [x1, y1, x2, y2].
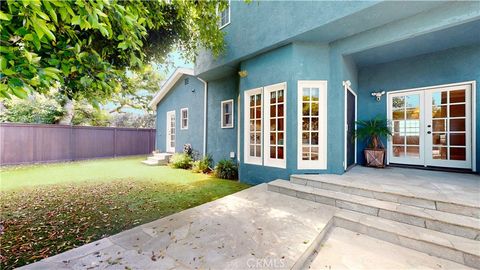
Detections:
[343, 80, 358, 171]
[180, 108, 188, 130]
[237, 93, 241, 162]
[148, 68, 195, 109]
[221, 99, 234, 129]
[297, 80, 328, 170]
[472, 80, 476, 172]
[263, 82, 287, 169]
[244, 87, 263, 165]
[166, 110, 176, 153]
[386, 80, 476, 171]
[218, 0, 231, 29]
[200, 78, 208, 156]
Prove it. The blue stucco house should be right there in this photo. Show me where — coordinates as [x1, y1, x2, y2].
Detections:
[150, 1, 480, 185]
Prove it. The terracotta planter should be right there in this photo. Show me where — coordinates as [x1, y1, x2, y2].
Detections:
[364, 148, 385, 168]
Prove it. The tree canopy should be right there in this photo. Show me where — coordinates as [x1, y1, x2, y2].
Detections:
[0, 0, 227, 103]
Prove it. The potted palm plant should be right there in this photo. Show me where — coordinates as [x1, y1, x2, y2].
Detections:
[355, 117, 392, 168]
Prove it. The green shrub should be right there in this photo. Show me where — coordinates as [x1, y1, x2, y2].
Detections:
[192, 155, 213, 173]
[214, 159, 238, 180]
[170, 153, 192, 169]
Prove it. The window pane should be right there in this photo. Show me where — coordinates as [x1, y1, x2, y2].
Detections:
[393, 109, 405, 120]
[277, 118, 284, 131]
[303, 103, 310, 116]
[256, 94, 261, 106]
[270, 105, 276, 117]
[277, 104, 284, 117]
[450, 133, 466, 146]
[250, 120, 255, 131]
[250, 95, 255, 106]
[450, 104, 465, 117]
[406, 95, 419, 108]
[392, 97, 404, 108]
[277, 147, 284, 159]
[250, 146, 255, 157]
[255, 107, 262, 118]
[432, 146, 447, 160]
[432, 133, 447, 146]
[302, 117, 310, 131]
[270, 119, 276, 131]
[450, 119, 465, 132]
[255, 132, 261, 144]
[250, 134, 255, 144]
[406, 135, 419, 145]
[255, 146, 261, 157]
[277, 132, 284, 145]
[278, 90, 284, 103]
[302, 147, 310, 160]
[270, 133, 276, 145]
[393, 133, 404, 144]
[311, 117, 318, 131]
[432, 106, 447, 118]
[432, 119, 446, 132]
[255, 120, 261, 131]
[311, 147, 319, 160]
[302, 132, 310, 144]
[225, 114, 230, 126]
[303, 88, 310, 100]
[393, 146, 405, 157]
[450, 147, 466, 161]
[270, 92, 276, 104]
[450, 90, 465, 103]
[311, 88, 319, 101]
[311, 103, 319, 116]
[406, 146, 419, 158]
[270, 146, 276, 159]
[224, 103, 230, 114]
[311, 132, 319, 145]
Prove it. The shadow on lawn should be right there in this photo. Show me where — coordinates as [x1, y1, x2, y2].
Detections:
[0, 178, 250, 269]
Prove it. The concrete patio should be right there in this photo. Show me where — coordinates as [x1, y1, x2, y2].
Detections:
[19, 167, 479, 270]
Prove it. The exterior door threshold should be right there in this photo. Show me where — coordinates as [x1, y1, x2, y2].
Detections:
[388, 163, 474, 174]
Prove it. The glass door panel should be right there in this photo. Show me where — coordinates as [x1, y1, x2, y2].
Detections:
[389, 92, 424, 165]
[264, 83, 286, 168]
[425, 85, 471, 169]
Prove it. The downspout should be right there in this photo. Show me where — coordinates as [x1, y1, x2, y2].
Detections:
[199, 78, 208, 156]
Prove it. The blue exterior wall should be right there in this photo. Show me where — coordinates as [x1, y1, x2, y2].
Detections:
[205, 75, 238, 163]
[155, 75, 205, 154]
[188, 1, 480, 184]
[357, 45, 480, 170]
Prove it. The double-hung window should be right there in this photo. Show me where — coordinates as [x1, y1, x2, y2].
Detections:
[218, 0, 230, 29]
[180, 108, 188, 130]
[221, 99, 234, 128]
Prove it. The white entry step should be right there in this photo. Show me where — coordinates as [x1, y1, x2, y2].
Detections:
[141, 153, 172, 166]
[268, 179, 480, 240]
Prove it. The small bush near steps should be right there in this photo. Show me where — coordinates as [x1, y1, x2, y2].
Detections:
[192, 155, 213, 173]
[170, 153, 193, 169]
[214, 159, 238, 180]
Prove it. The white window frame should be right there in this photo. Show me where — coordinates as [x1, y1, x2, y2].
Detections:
[221, 99, 234, 128]
[217, 0, 231, 29]
[180, 108, 188, 130]
[244, 87, 263, 165]
[297, 80, 328, 170]
[263, 82, 287, 168]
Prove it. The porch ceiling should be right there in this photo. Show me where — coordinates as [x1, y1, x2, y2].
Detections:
[350, 19, 480, 68]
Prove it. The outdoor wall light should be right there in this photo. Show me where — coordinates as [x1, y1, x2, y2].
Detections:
[238, 70, 248, 78]
[371, 91, 386, 102]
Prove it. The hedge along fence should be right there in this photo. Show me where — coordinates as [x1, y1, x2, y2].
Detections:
[0, 123, 156, 165]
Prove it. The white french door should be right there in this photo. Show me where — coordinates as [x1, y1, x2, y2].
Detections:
[166, 110, 176, 153]
[388, 83, 472, 169]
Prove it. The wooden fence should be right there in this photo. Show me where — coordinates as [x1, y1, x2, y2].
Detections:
[0, 123, 156, 165]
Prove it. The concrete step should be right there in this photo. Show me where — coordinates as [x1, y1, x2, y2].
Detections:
[141, 159, 159, 166]
[268, 180, 480, 240]
[147, 156, 168, 164]
[153, 153, 172, 161]
[291, 174, 480, 219]
[332, 210, 480, 269]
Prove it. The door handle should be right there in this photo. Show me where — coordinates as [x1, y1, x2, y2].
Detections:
[427, 125, 431, 128]
[427, 131, 432, 134]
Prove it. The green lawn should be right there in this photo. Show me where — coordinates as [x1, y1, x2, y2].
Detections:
[0, 156, 250, 269]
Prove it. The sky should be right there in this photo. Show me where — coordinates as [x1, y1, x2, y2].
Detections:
[103, 50, 193, 115]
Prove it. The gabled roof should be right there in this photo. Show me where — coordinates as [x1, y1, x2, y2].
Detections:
[148, 68, 195, 109]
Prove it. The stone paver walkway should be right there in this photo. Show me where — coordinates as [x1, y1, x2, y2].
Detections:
[20, 184, 336, 270]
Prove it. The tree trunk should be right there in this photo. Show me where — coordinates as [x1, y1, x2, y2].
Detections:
[58, 98, 74, 125]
